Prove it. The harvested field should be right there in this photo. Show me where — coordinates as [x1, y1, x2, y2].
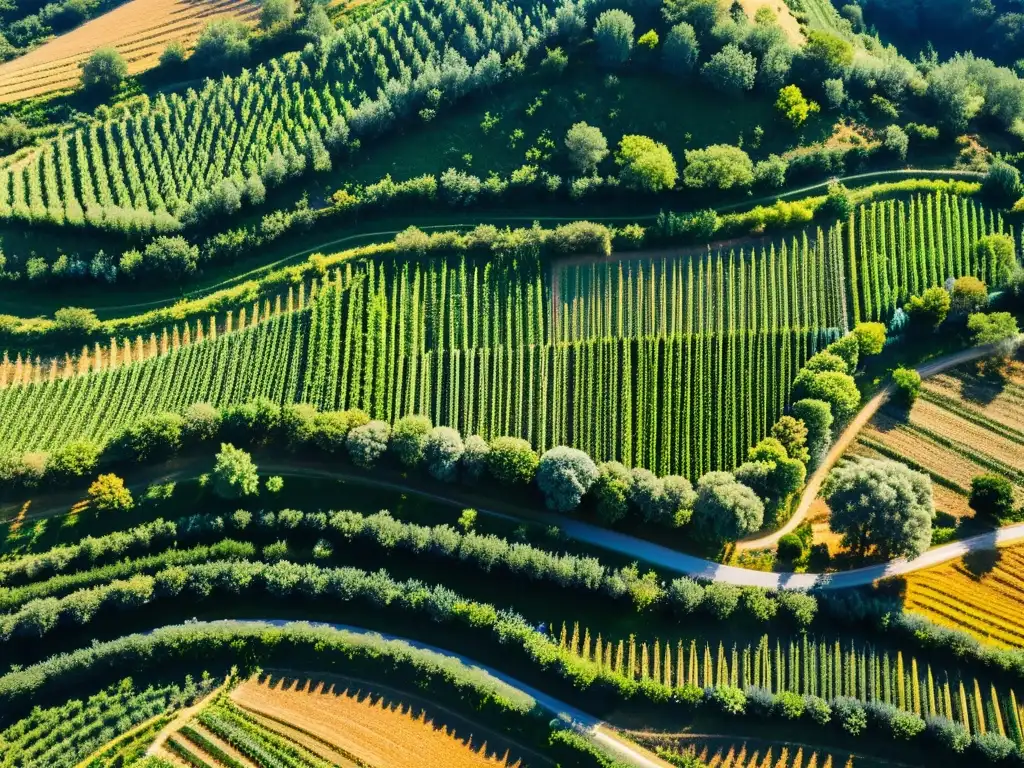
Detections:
[632, 735, 890, 768]
[230, 674, 528, 768]
[0, 0, 258, 104]
[902, 544, 1024, 648]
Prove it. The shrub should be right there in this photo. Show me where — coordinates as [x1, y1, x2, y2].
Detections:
[265, 476, 284, 493]
[951, 276, 988, 315]
[182, 403, 222, 443]
[390, 415, 432, 468]
[667, 577, 705, 613]
[832, 697, 867, 736]
[792, 399, 833, 461]
[708, 686, 746, 715]
[663, 22, 699, 75]
[81, 47, 126, 92]
[683, 144, 754, 190]
[973, 732, 1016, 762]
[592, 461, 632, 524]
[564, 123, 609, 175]
[804, 695, 831, 725]
[970, 474, 1016, 521]
[211, 443, 259, 499]
[776, 85, 819, 127]
[88, 474, 133, 512]
[967, 312, 1020, 348]
[461, 436, 490, 482]
[616, 135, 677, 192]
[663, 475, 697, 526]
[159, 41, 187, 69]
[346, 421, 392, 469]
[773, 690, 805, 719]
[536, 447, 599, 513]
[593, 9, 634, 65]
[692, 472, 764, 541]
[703, 582, 741, 619]
[793, 370, 860, 421]
[47, 440, 100, 482]
[777, 533, 803, 560]
[281, 403, 317, 450]
[852, 322, 886, 356]
[926, 716, 971, 754]
[778, 590, 818, 627]
[771, 416, 809, 464]
[192, 19, 250, 70]
[422, 427, 464, 482]
[312, 409, 369, 453]
[891, 367, 921, 406]
[905, 287, 950, 331]
[53, 307, 101, 337]
[486, 437, 538, 486]
[741, 587, 778, 622]
[114, 412, 184, 461]
[702, 44, 756, 93]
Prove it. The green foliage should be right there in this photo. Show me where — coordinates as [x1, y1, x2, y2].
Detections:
[487, 436, 539, 486]
[905, 287, 951, 331]
[693, 472, 764, 541]
[771, 416, 810, 464]
[593, 9, 634, 65]
[47, 440, 100, 482]
[702, 43, 757, 92]
[80, 47, 127, 92]
[967, 311, 1020, 347]
[53, 307, 101, 337]
[345, 421, 391, 469]
[390, 414, 432, 468]
[537, 446, 599, 513]
[776, 85, 820, 127]
[211, 443, 260, 499]
[951, 276, 988, 315]
[794, 370, 860, 421]
[616, 135, 678, 192]
[87, 473, 134, 512]
[592, 462, 632, 524]
[852, 323, 886, 356]
[663, 22, 699, 75]
[982, 160, 1023, 205]
[891, 367, 922, 406]
[682, 144, 754, 190]
[969, 474, 1017, 521]
[192, 19, 251, 70]
[777, 533, 803, 560]
[565, 122, 609, 175]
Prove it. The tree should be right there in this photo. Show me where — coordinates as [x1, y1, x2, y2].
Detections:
[159, 41, 187, 69]
[487, 436, 538, 485]
[852, 322, 887, 356]
[211, 443, 260, 499]
[951, 276, 988, 315]
[143, 236, 199, 278]
[794, 370, 861, 420]
[616, 135, 678, 192]
[0, 117, 31, 154]
[183, 403, 222, 443]
[564, 123, 609, 175]
[753, 155, 788, 188]
[771, 416, 810, 464]
[776, 85, 820, 127]
[423, 427, 464, 482]
[281, 403, 317, 450]
[904, 287, 951, 331]
[970, 474, 1017, 521]
[592, 461, 633, 524]
[797, 30, 853, 79]
[824, 458, 934, 558]
[692, 472, 765, 542]
[975, 234, 1018, 286]
[982, 160, 1022, 205]
[345, 421, 391, 469]
[114, 412, 184, 461]
[302, 5, 335, 41]
[593, 10, 635, 66]
[260, 0, 294, 30]
[891, 367, 922, 406]
[792, 399, 834, 461]
[882, 125, 909, 160]
[192, 19, 250, 70]
[663, 475, 697, 526]
[88, 473, 133, 512]
[683, 144, 754, 190]
[80, 47, 127, 93]
[312, 409, 368, 453]
[663, 0, 724, 36]
[536, 446, 599, 512]
[663, 22, 699, 75]
[390, 414, 432, 468]
[822, 181, 853, 218]
[47, 440, 100, 482]
[702, 44, 757, 93]
[638, 30, 659, 49]
[777, 533, 803, 561]
[53, 306, 101, 337]
[968, 311, 1020, 348]
[629, 468, 669, 524]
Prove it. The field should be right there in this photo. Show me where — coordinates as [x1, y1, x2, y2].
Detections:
[848, 355, 1024, 518]
[900, 544, 1024, 649]
[0, 0, 259, 105]
[648, 738, 867, 768]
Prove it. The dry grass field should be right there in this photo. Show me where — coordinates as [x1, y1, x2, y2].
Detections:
[846, 355, 1024, 519]
[640, 737, 882, 768]
[0, 0, 258, 104]
[227, 675, 527, 768]
[902, 543, 1024, 648]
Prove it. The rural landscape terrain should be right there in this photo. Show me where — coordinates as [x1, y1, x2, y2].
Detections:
[1, 0, 1024, 765]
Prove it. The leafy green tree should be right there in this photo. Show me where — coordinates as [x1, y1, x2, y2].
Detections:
[777, 533, 803, 560]
[776, 85, 819, 127]
[159, 41, 187, 69]
[0, 116, 31, 154]
[638, 30, 659, 49]
[968, 311, 1020, 348]
[753, 154, 788, 188]
[192, 19, 250, 70]
[53, 306, 101, 337]
[537, 446, 599, 512]
[564, 122, 608, 175]
[345, 421, 391, 469]
[487, 436, 538, 485]
[143, 236, 200, 278]
[794, 369, 860, 420]
[390, 414, 432, 468]
[904, 287, 951, 331]
[260, 0, 294, 30]
[663, 22, 699, 75]
[422, 427, 464, 482]
[47, 440, 100, 482]
[115, 412, 184, 461]
[975, 233, 1018, 285]
[211, 443, 260, 499]
[792, 399, 833, 461]
[593, 9, 635, 66]
[852, 322, 887, 356]
[882, 125, 909, 160]
[891, 366, 922, 406]
[88, 473, 134, 512]
[302, 5, 334, 41]
[80, 47, 127, 93]
[592, 461, 632, 524]
[771, 415, 810, 464]
[663, 0, 723, 36]
[951, 276, 988, 315]
[683, 144, 754, 190]
[616, 135, 678, 192]
[692, 472, 764, 541]
[982, 160, 1022, 205]
[970, 474, 1017, 521]
[824, 458, 934, 558]
[797, 30, 853, 79]
[702, 43, 757, 93]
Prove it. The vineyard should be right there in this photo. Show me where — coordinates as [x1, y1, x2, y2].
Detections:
[0, 0, 568, 232]
[849, 354, 1024, 517]
[0, 0, 259, 104]
[649, 740, 861, 768]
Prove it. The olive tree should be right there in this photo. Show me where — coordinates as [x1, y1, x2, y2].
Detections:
[564, 122, 609, 175]
[536, 446, 599, 512]
[422, 427, 464, 482]
[692, 472, 764, 542]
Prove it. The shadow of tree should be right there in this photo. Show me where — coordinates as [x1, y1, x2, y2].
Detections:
[963, 547, 1002, 577]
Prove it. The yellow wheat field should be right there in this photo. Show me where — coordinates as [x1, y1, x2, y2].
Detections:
[0, 0, 258, 104]
[904, 544, 1024, 648]
[230, 676, 523, 768]
[670, 742, 855, 768]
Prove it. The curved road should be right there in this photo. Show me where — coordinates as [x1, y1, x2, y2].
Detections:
[194, 618, 673, 768]
[736, 339, 1021, 552]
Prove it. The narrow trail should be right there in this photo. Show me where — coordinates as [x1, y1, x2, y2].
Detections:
[735, 339, 1018, 553]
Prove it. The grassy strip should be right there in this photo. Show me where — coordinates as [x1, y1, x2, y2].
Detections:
[178, 725, 248, 768]
[900, 422, 1024, 486]
[854, 436, 969, 495]
[919, 390, 1024, 447]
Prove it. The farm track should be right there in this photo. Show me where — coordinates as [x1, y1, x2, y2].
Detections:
[736, 340, 1016, 552]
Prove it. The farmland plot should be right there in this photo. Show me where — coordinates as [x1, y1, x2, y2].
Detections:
[0, 0, 258, 104]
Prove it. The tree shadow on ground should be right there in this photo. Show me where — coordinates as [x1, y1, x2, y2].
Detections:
[963, 546, 1002, 577]
[960, 361, 1009, 406]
